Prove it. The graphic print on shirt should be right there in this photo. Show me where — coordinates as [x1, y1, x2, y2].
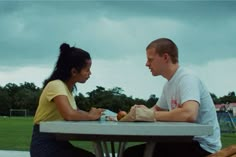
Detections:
[170, 96, 181, 109]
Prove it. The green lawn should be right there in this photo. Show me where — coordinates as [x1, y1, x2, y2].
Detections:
[0, 116, 235, 151]
[0, 116, 33, 150]
[0, 116, 94, 152]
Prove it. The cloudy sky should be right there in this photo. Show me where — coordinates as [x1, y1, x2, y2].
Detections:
[0, 0, 235, 99]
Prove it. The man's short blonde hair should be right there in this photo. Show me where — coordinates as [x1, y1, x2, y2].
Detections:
[146, 38, 179, 64]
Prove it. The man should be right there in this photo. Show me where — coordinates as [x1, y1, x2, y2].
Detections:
[123, 38, 222, 157]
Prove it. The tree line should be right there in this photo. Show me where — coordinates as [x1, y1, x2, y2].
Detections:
[0, 82, 235, 116]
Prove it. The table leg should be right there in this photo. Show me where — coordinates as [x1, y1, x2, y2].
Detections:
[103, 141, 110, 157]
[110, 141, 116, 157]
[103, 141, 116, 157]
[93, 141, 104, 157]
[117, 142, 127, 157]
[143, 142, 156, 157]
[93, 141, 127, 157]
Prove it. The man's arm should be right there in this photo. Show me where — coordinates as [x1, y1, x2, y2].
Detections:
[151, 105, 168, 111]
[134, 104, 167, 111]
[154, 100, 199, 122]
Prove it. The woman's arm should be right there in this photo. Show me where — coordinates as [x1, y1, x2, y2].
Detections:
[53, 95, 103, 121]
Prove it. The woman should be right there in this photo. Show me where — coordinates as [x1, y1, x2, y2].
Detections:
[30, 43, 103, 157]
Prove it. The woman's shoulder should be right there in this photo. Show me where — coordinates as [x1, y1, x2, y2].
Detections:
[43, 80, 68, 94]
[46, 80, 64, 88]
[49, 79, 63, 84]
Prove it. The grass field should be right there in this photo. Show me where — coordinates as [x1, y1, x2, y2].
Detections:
[0, 116, 235, 151]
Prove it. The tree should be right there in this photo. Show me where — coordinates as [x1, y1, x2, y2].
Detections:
[79, 86, 146, 113]
[5, 81, 236, 117]
[219, 91, 236, 104]
[0, 87, 11, 116]
[146, 94, 158, 108]
[228, 91, 235, 97]
[20, 82, 40, 91]
[210, 93, 220, 104]
[75, 93, 92, 111]
[1, 82, 41, 116]
[4, 83, 20, 110]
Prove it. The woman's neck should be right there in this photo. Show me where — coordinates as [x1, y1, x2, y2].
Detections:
[64, 79, 75, 92]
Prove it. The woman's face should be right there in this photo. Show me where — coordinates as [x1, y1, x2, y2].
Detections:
[76, 60, 92, 83]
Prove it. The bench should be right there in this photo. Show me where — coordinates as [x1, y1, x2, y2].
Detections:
[207, 145, 236, 157]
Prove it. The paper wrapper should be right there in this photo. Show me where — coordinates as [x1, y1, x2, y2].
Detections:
[119, 108, 156, 122]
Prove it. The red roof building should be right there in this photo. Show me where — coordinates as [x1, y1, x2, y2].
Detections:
[215, 103, 236, 116]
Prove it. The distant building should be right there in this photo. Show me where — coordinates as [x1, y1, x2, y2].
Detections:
[215, 103, 236, 116]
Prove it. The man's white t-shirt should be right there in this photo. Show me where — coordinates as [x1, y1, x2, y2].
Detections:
[157, 67, 222, 153]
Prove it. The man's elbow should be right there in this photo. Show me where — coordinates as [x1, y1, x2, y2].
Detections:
[185, 115, 197, 123]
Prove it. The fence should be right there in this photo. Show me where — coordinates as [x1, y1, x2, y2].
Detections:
[217, 111, 236, 133]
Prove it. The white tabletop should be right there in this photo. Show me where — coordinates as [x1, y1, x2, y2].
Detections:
[40, 121, 213, 136]
[40, 121, 213, 157]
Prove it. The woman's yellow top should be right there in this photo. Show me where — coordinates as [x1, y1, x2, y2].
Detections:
[33, 80, 77, 124]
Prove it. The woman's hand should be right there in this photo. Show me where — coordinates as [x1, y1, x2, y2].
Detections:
[88, 107, 105, 120]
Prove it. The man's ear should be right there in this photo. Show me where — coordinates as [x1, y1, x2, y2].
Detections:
[163, 53, 170, 62]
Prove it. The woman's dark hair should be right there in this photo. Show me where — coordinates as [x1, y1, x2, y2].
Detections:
[43, 43, 91, 88]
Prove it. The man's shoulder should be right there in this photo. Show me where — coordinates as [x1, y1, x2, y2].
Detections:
[177, 67, 199, 79]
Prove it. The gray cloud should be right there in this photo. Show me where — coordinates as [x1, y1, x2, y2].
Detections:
[0, 1, 235, 67]
[0, 1, 236, 98]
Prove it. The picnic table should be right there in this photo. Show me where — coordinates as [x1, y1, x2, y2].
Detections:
[40, 120, 213, 157]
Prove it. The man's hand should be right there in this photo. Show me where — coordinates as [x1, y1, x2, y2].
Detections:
[120, 106, 156, 122]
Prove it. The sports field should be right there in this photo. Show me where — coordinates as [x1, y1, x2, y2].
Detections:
[0, 116, 94, 152]
[0, 116, 235, 151]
